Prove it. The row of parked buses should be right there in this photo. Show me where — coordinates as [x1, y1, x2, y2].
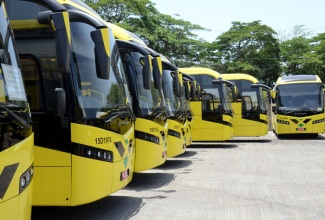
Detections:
[1, 0, 325, 219]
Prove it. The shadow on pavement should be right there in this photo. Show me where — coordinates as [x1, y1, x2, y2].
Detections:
[32, 195, 143, 220]
[126, 172, 175, 192]
[276, 133, 325, 140]
[174, 150, 197, 158]
[156, 159, 192, 170]
[188, 143, 238, 149]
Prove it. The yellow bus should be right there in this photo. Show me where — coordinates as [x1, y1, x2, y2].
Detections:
[59, 0, 168, 172]
[179, 67, 234, 141]
[161, 57, 187, 157]
[271, 74, 324, 138]
[115, 40, 168, 171]
[222, 73, 271, 137]
[0, 1, 34, 219]
[6, 0, 134, 206]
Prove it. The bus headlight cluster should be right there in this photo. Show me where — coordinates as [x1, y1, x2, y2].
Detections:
[85, 147, 113, 162]
[277, 119, 289, 125]
[168, 129, 181, 138]
[313, 119, 324, 124]
[135, 131, 159, 144]
[19, 165, 33, 193]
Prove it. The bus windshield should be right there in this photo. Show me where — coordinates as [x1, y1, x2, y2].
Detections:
[124, 52, 163, 117]
[0, 8, 30, 122]
[71, 21, 130, 118]
[162, 70, 182, 117]
[276, 83, 323, 112]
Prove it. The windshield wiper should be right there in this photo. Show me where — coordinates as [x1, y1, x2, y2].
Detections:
[105, 111, 129, 123]
[281, 108, 320, 116]
[151, 106, 167, 118]
[101, 104, 136, 123]
[0, 102, 30, 131]
[116, 103, 136, 121]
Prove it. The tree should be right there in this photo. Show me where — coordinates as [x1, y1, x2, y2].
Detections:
[310, 33, 325, 81]
[81, 0, 210, 67]
[213, 20, 282, 85]
[82, 0, 152, 23]
[280, 25, 322, 76]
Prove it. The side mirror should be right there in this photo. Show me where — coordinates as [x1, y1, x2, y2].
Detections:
[152, 57, 162, 90]
[54, 88, 67, 128]
[190, 82, 196, 100]
[38, 11, 71, 74]
[270, 90, 276, 103]
[141, 55, 152, 90]
[184, 81, 190, 100]
[91, 29, 110, 79]
[172, 71, 180, 97]
[196, 85, 201, 100]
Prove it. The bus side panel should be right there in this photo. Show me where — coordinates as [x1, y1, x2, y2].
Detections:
[33, 147, 71, 206]
[0, 134, 34, 219]
[258, 114, 269, 136]
[134, 118, 167, 172]
[167, 119, 186, 158]
[233, 102, 269, 137]
[70, 123, 134, 206]
[191, 101, 233, 141]
[184, 120, 192, 146]
[222, 114, 234, 140]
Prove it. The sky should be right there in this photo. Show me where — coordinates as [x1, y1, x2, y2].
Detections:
[151, 0, 325, 42]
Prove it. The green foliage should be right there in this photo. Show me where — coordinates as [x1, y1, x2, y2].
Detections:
[213, 21, 282, 85]
[280, 25, 325, 81]
[106, 83, 123, 107]
[81, 1, 325, 85]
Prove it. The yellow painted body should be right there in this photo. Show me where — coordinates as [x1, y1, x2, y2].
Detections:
[190, 101, 234, 141]
[134, 118, 168, 172]
[222, 74, 269, 137]
[33, 123, 134, 206]
[179, 67, 234, 141]
[272, 75, 325, 136]
[232, 101, 268, 136]
[184, 119, 193, 146]
[0, 134, 34, 220]
[166, 119, 186, 158]
[272, 112, 324, 135]
[0, 2, 34, 219]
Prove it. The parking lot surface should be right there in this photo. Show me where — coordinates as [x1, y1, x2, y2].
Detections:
[32, 132, 325, 220]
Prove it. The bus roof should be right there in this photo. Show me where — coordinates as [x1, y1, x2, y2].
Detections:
[221, 73, 259, 83]
[106, 23, 146, 46]
[178, 67, 221, 79]
[276, 75, 322, 85]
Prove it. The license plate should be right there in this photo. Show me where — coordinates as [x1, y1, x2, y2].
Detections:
[296, 128, 306, 131]
[120, 169, 129, 181]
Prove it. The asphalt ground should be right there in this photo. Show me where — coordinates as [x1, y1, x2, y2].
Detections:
[32, 131, 325, 220]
